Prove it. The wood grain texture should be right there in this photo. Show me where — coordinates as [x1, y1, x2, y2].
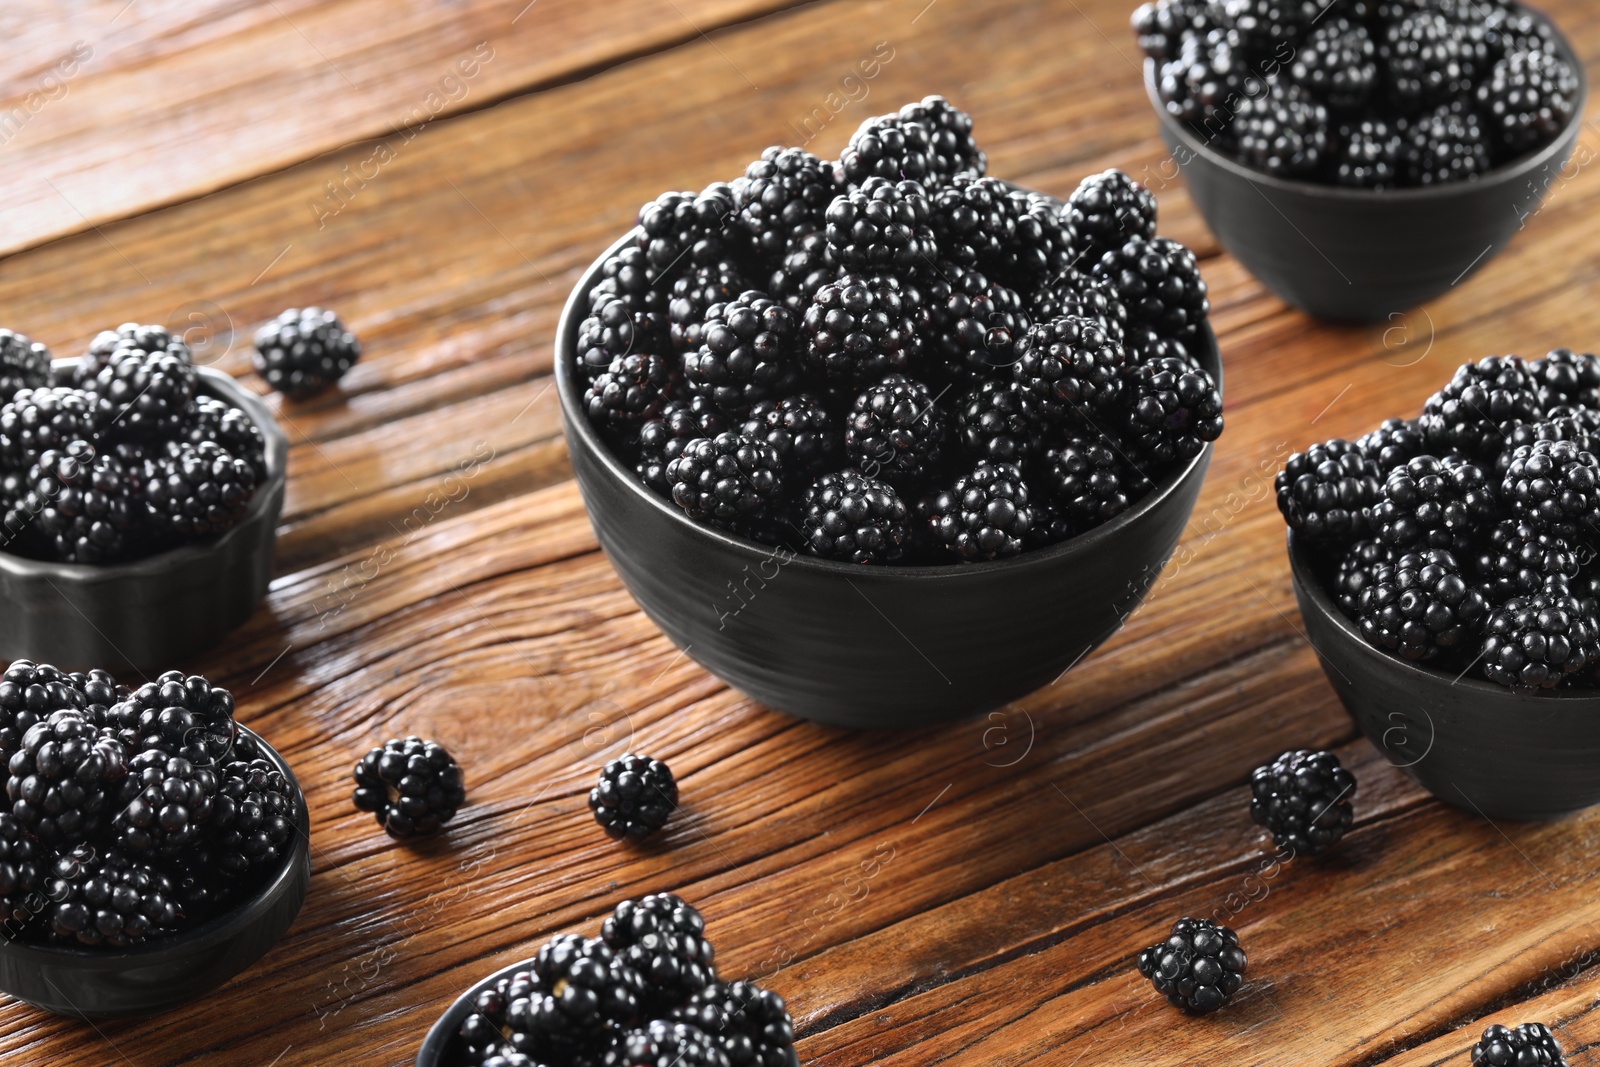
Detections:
[1, 0, 1600, 1064]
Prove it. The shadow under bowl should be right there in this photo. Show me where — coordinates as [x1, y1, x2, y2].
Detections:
[0, 726, 311, 1018]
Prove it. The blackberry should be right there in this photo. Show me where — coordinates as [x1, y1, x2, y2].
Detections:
[837, 97, 982, 189]
[1380, 10, 1487, 113]
[1355, 548, 1488, 660]
[1231, 79, 1330, 178]
[954, 380, 1034, 465]
[1530, 348, 1600, 412]
[1218, 0, 1319, 54]
[843, 375, 951, 490]
[184, 395, 268, 481]
[102, 671, 236, 765]
[6, 708, 126, 846]
[1332, 538, 1391, 615]
[602, 893, 717, 1011]
[144, 439, 260, 541]
[1120, 356, 1224, 468]
[457, 968, 540, 1063]
[589, 753, 677, 841]
[638, 397, 728, 495]
[1471, 1023, 1568, 1067]
[0, 387, 104, 470]
[994, 190, 1077, 286]
[586, 353, 681, 436]
[77, 323, 190, 388]
[1405, 100, 1491, 186]
[1480, 585, 1600, 689]
[28, 441, 141, 564]
[1030, 274, 1130, 342]
[668, 260, 750, 353]
[928, 177, 1014, 269]
[523, 933, 645, 1051]
[112, 750, 216, 856]
[590, 245, 669, 323]
[578, 293, 667, 380]
[1067, 170, 1157, 261]
[87, 347, 196, 441]
[767, 231, 840, 314]
[252, 307, 360, 398]
[800, 274, 920, 385]
[1092, 238, 1209, 343]
[1161, 27, 1260, 135]
[1293, 17, 1377, 111]
[0, 812, 39, 920]
[161, 847, 236, 918]
[0, 329, 50, 401]
[1013, 316, 1127, 426]
[799, 471, 912, 565]
[824, 178, 936, 273]
[896, 95, 986, 184]
[1483, 7, 1558, 60]
[1132, 0, 1216, 61]
[917, 262, 1028, 383]
[1472, 519, 1579, 604]
[0, 661, 84, 761]
[1032, 435, 1150, 530]
[637, 185, 743, 273]
[1419, 355, 1541, 460]
[733, 147, 838, 264]
[1136, 917, 1247, 1014]
[44, 847, 181, 947]
[1274, 440, 1381, 544]
[740, 394, 841, 477]
[351, 736, 465, 839]
[1477, 49, 1581, 159]
[683, 293, 800, 415]
[1249, 749, 1357, 857]
[1371, 455, 1497, 554]
[1500, 439, 1600, 542]
[672, 981, 798, 1067]
[923, 461, 1034, 561]
[1334, 118, 1406, 189]
[209, 757, 296, 876]
[667, 432, 786, 529]
[603, 1021, 729, 1067]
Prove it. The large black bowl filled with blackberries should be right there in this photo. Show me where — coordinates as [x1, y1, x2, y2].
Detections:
[0, 662, 310, 1017]
[1278, 348, 1600, 819]
[556, 96, 1226, 728]
[0, 325, 286, 672]
[1134, 0, 1587, 322]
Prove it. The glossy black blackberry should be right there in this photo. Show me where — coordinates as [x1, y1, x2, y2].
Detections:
[1093, 237, 1208, 342]
[1335, 118, 1406, 189]
[585, 353, 681, 436]
[0, 387, 104, 470]
[590, 245, 669, 323]
[1218, 0, 1320, 54]
[77, 323, 191, 388]
[994, 190, 1077, 286]
[1293, 17, 1376, 111]
[1274, 440, 1381, 544]
[1066, 170, 1157, 261]
[1032, 434, 1150, 530]
[0, 661, 84, 762]
[1371, 455, 1497, 554]
[823, 178, 936, 273]
[638, 397, 727, 495]
[740, 394, 840, 478]
[102, 671, 236, 765]
[897, 95, 986, 184]
[0, 812, 39, 919]
[843, 375, 951, 490]
[767, 231, 840, 314]
[252, 307, 360, 398]
[457, 968, 540, 1064]
[1356, 548, 1488, 660]
[1419, 355, 1541, 460]
[1530, 348, 1600, 411]
[590, 753, 678, 841]
[44, 846, 180, 947]
[1473, 519, 1580, 604]
[637, 185, 743, 273]
[1132, 0, 1216, 61]
[184, 394, 268, 481]
[209, 757, 296, 876]
[734, 147, 839, 264]
[0, 329, 50, 401]
[111, 750, 216, 856]
[602, 893, 717, 1011]
[796, 472, 911, 564]
[954, 380, 1034, 465]
[1159, 27, 1258, 134]
[668, 261, 750, 354]
[1483, 6, 1558, 60]
[923, 461, 1034, 561]
[1120, 356, 1224, 468]
[927, 176, 1013, 269]
[19, 441, 138, 564]
[578, 293, 667, 380]
[6, 708, 126, 846]
[1500, 439, 1600, 542]
[603, 1020, 729, 1067]
[1477, 49, 1581, 158]
[1230, 79, 1330, 178]
[1380, 10, 1487, 113]
[1405, 100, 1491, 186]
[1030, 273, 1129, 343]
[86, 346, 197, 441]
[917, 262, 1028, 383]
[1249, 749, 1356, 857]
[160, 847, 236, 918]
[1480, 585, 1600, 689]
[1332, 538, 1391, 616]
[672, 981, 799, 1067]
[1013, 316, 1127, 426]
[683, 293, 800, 415]
[1136, 917, 1247, 1014]
[351, 736, 466, 839]
[666, 432, 786, 529]
[800, 274, 920, 386]
[144, 439, 260, 541]
[837, 96, 983, 189]
[1470, 1023, 1568, 1067]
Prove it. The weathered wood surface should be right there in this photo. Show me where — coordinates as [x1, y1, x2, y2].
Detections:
[1, 0, 1599, 1064]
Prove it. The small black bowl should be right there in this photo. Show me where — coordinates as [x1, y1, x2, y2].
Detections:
[415, 955, 533, 1067]
[0, 363, 288, 672]
[0, 726, 311, 1018]
[1143, 5, 1587, 323]
[556, 233, 1222, 728]
[1288, 531, 1600, 821]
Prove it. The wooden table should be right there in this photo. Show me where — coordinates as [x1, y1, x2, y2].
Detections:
[2, 1, 1599, 1063]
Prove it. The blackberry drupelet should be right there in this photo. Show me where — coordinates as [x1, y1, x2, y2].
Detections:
[1136, 917, 1247, 1014]
[1405, 100, 1491, 186]
[7, 709, 126, 846]
[1120, 356, 1224, 468]
[767, 231, 840, 314]
[44, 846, 181, 947]
[585, 353, 681, 436]
[1500, 439, 1600, 542]
[1419, 355, 1541, 459]
[666, 432, 786, 529]
[928, 176, 1014, 268]
[1292, 17, 1377, 111]
[1066, 170, 1157, 261]
[1249, 749, 1357, 857]
[843, 375, 951, 490]
[1371, 455, 1497, 554]
[1013, 315, 1127, 425]
[1335, 118, 1406, 189]
[1231, 79, 1330, 178]
[87, 348, 196, 440]
[1093, 237, 1209, 342]
[1473, 519, 1580, 604]
[112, 750, 215, 856]
[637, 185, 743, 273]
[590, 245, 669, 322]
[25, 441, 138, 564]
[917, 262, 1028, 383]
[0, 329, 50, 401]
[578, 294, 666, 380]
[603, 1020, 729, 1067]
[741, 395, 841, 477]
[672, 981, 799, 1067]
[590, 753, 678, 841]
[77, 323, 190, 387]
[823, 178, 936, 273]
[683, 292, 800, 414]
[602, 892, 718, 1011]
[800, 273, 920, 385]
[0, 387, 104, 470]
[185, 395, 269, 480]
[252, 307, 361, 398]
[668, 260, 750, 353]
[1470, 1023, 1569, 1067]
[954, 380, 1034, 465]
[1530, 348, 1600, 411]
[351, 736, 466, 839]
[1477, 49, 1581, 159]
[1333, 538, 1391, 615]
[994, 190, 1077, 286]
[1480, 584, 1600, 689]
[0, 812, 39, 919]
[1274, 440, 1381, 543]
[1032, 435, 1150, 530]
[1380, 10, 1487, 113]
[797, 471, 912, 564]
[102, 670, 235, 765]
[144, 439, 260, 541]
[923, 461, 1035, 561]
[637, 397, 727, 495]
[1030, 274, 1129, 342]
[1355, 548, 1488, 660]
[733, 147, 839, 264]
[209, 757, 296, 876]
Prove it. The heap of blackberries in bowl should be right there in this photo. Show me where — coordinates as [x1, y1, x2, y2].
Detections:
[1134, 0, 1582, 187]
[1276, 349, 1600, 690]
[574, 96, 1223, 564]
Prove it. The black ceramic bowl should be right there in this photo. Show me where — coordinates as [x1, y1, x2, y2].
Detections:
[1289, 531, 1600, 820]
[0, 726, 310, 1018]
[416, 955, 533, 1067]
[0, 362, 288, 673]
[1143, 5, 1587, 323]
[556, 233, 1222, 728]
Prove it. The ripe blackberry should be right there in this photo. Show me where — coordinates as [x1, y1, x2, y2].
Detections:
[1013, 316, 1127, 426]
[77, 323, 190, 388]
[1529, 348, 1600, 412]
[672, 981, 798, 1067]
[1160, 27, 1259, 134]
[1093, 237, 1208, 342]
[585, 353, 681, 436]
[603, 1020, 729, 1067]
[767, 231, 840, 314]
[44, 846, 180, 947]
[824, 178, 936, 273]
[590, 245, 669, 323]
[917, 262, 1028, 383]
[1483, 7, 1557, 59]
[351, 736, 466, 839]
[1477, 49, 1581, 159]
[252, 307, 361, 398]
[0, 661, 84, 761]
[1293, 17, 1376, 111]
[1501, 439, 1600, 542]
[1032, 435, 1150, 530]
[0, 329, 50, 400]
[1275, 440, 1381, 544]
[667, 432, 786, 529]
[800, 274, 920, 385]
[668, 261, 750, 353]
[954, 380, 1034, 465]
[0, 387, 104, 469]
[144, 439, 259, 541]
[1420, 355, 1541, 459]
[683, 293, 800, 415]
[1332, 538, 1391, 616]
[740, 394, 840, 477]
[637, 185, 743, 273]
[1067, 170, 1157, 261]
[994, 190, 1077, 286]
[637, 396, 727, 495]
[589, 753, 677, 841]
[102, 671, 236, 765]
[1471, 1023, 1568, 1067]
[1218, 0, 1319, 54]
[1136, 917, 1247, 1014]
[184, 395, 268, 481]
[1371, 455, 1497, 554]
[20, 441, 138, 564]
[838, 97, 982, 189]
[1132, 0, 1217, 61]
[1030, 274, 1130, 342]
[521, 933, 645, 1055]
[1380, 10, 1487, 113]
[112, 750, 216, 856]
[578, 293, 667, 380]
[87, 347, 197, 441]
[1231, 79, 1330, 178]
[1405, 100, 1491, 186]
[1335, 118, 1406, 189]
[1481, 585, 1600, 689]
[797, 471, 911, 564]
[928, 176, 1014, 269]
[209, 757, 296, 876]
[843, 375, 951, 490]
[733, 147, 838, 264]
[457, 968, 540, 1063]
[1120, 356, 1224, 468]
[923, 461, 1034, 561]
[0, 812, 39, 919]
[603, 893, 717, 1011]
[897, 95, 986, 184]
[1356, 548, 1487, 660]
[1473, 519, 1579, 604]
[6, 708, 126, 846]
[1249, 749, 1357, 857]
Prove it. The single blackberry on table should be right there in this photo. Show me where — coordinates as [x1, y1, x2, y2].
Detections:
[637, 185, 744, 273]
[733, 147, 839, 264]
[143, 439, 260, 541]
[637, 396, 727, 495]
[102, 671, 235, 765]
[740, 394, 840, 477]
[184, 394, 268, 481]
[1500, 439, 1600, 542]
[1230, 79, 1330, 178]
[954, 380, 1034, 465]
[1332, 538, 1392, 615]
[1030, 273, 1129, 342]
[1132, 0, 1217, 61]
[1371, 455, 1497, 554]
[1419, 355, 1541, 460]
[44, 846, 181, 947]
[0, 812, 40, 919]
[111, 750, 216, 856]
[669, 260, 750, 353]
[1292, 17, 1377, 111]
[1032, 435, 1150, 530]
[1380, 10, 1487, 113]
[0, 661, 84, 761]
[928, 176, 1014, 269]
[589, 753, 678, 841]
[1334, 118, 1406, 189]
[1066, 170, 1157, 261]
[666, 432, 787, 529]
[577, 293, 667, 380]
[208, 757, 296, 876]
[1120, 356, 1224, 468]
[603, 1020, 729, 1067]
[922, 461, 1034, 561]
[994, 189, 1078, 286]
[351, 736, 466, 839]
[1477, 49, 1581, 159]
[589, 245, 669, 323]
[0, 329, 50, 401]
[917, 262, 1028, 383]
[1471, 1022, 1569, 1067]
[843, 375, 951, 490]
[603, 893, 718, 1012]
[1249, 749, 1357, 857]
[585, 353, 681, 437]
[797, 471, 912, 564]
[1093, 237, 1209, 343]
[77, 323, 191, 387]
[1405, 100, 1491, 186]
[0, 387, 104, 470]
[1529, 348, 1600, 412]
[800, 273, 920, 386]
[253, 307, 360, 398]
[1136, 917, 1247, 1014]
[1274, 440, 1381, 544]
[1013, 315, 1127, 426]
[683, 292, 800, 415]
[823, 178, 936, 273]
[86, 347, 197, 441]
[767, 231, 840, 314]
[1355, 547, 1488, 660]
[1472, 519, 1580, 605]
[1480, 584, 1600, 689]
[6, 708, 126, 846]
[672, 981, 799, 1067]
[21, 441, 138, 564]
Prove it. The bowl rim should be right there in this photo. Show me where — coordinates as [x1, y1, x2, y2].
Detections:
[0, 723, 311, 968]
[1141, 0, 1590, 203]
[555, 229, 1222, 580]
[0, 362, 290, 586]
[1287, 528, 1600, 705]
[414, 953, 538, 1066]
